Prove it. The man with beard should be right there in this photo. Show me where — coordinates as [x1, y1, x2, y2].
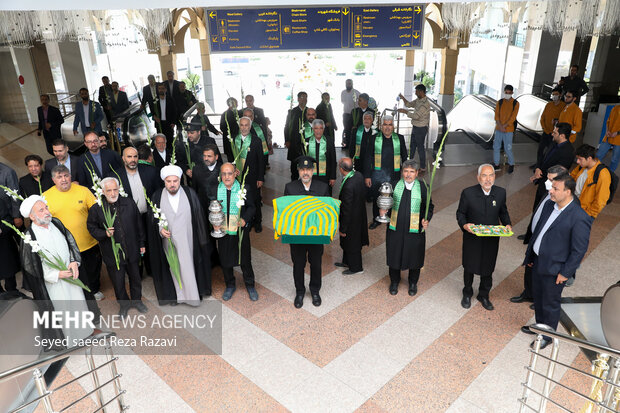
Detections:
[336, 157, 368, 275]
[212, 163, 258, 301]
[152, 133, 187, 176]
[184, 122, 220, 179]
[351, 93, 375, 139]
[19, 195, 95, 344]
[558, 91, 583, 143]
[98, 76, 113, 124]
[37, 94, 64, 155]
[153, 83, 178, 149]
[284, 156, 330, 308]
[140, 74, 158, 114]
[176, 82, 197, 122]
[558, 65, 589, 103]
[349, 111, 375, 174]
[87, 178, 147, 317]
[456, 164, 512, 311]
[147, 165, 212, 305]
[341, 79, 359, 148]
[165, 71, 183, 106]
[191, 102, 221, 141]
[382, 160, 433, 295]
[242, 108, 268, 232]
[109, 81, 130, 117]
[45, 139, 79, 181]
[0, 162, 21, 294]
[316, 92, 338, 141]
[76, 131, 123, 191]
[234, 117, 265, 232]
[363, 115, 408, 229]
[284, 91, 309, 180]
[44, 165, 102, 302]
[220, 97, 243, 162]
[243, 107, 270, 169]
[194, 144, 221, 210]
[73, 88, 104, 136]
[306, 119, 337, 195]
[19, 155, 53, 197]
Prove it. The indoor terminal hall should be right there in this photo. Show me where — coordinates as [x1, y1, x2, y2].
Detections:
[0, 0, 619, 412]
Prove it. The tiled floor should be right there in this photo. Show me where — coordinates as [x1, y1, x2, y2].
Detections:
[3, 124, 617, 412]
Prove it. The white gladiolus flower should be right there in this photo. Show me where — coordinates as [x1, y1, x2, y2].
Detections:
[236, 200, 244, 208]
[29, 240, 41, 253]
[24, 234, 32, 243]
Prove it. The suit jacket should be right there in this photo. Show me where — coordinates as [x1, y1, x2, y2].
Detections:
[234, 134, 265, 185]
[338, 171, 369, 251]
[19, 173, 53, 198]
[152, 141, 188, 175]
[316, 101, 337, 139]
[142, 84, 158, 114]
[351, 107, 375, 134]
[76, 149, 123, 190]
[110, 91, 130, 117]
[110, 164, 161, 200]
[37, 105, 64, 141]
[220, 109, 243, 161]
[165, 79, 182, 103]
[306, 135, 337, 180]
[284, 179, 330, 197]
[284, 106, 307, 161]
[536, 140, 575, 178]
[524, 199, 591, 277]
[176, 90, 197, 120]
[194, 163, 221, 209]
[249, 107, 268, 131]
[155, 96, 177, 125]
[45, 155, 79, 182]
[73, 100, 104, 135]
[98, 85, 113, 107]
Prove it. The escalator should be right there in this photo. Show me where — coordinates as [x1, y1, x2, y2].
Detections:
[441, 93, 548, 166]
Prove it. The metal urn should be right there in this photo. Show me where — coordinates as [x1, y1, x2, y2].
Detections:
[376, 182, 394, 223]
[208, 200, 226, 238]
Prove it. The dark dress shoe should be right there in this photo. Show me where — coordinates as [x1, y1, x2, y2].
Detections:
[254, 223, 262, 233]
[133, 302, 148, 313]
[311, 294, 322, 306]
[389, 283, 398, 295]
[477, 297, 494, 310]
[461, 295, 471, 309]
[530, 303, 535, 310]
[510, 293, 533, 303]
[342, 269, 363, 275]
[119, 305, 129, 318]
[493, 164, 501, 171]
[369, 221, 380, 230]
[247, 287, 259, 301]
[531, 338, 552, 350]
[222, 287, 236, 301]
[408, 283, 418, 296]
[294, 295, 304, 308]
[508, 165, 514, 174]
[521, 326, 536, 335]
[334, 262, 347, 267]
[517, 234, 526, 240]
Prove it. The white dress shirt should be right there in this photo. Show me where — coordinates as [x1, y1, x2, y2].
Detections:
[160, 97, 167, 121]
[531, 193, 551, 232]
[83, 102, 90, 127]
[533, 199, 572, 255]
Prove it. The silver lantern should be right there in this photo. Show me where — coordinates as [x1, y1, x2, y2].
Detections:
[208, 200, 226, 238]
[376, 182, 394, 223]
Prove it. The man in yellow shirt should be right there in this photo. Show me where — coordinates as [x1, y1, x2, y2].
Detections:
[558, 90, 582, 143]
[536, 88, 566, 165]
[570, 144, 611, 219]
[44, 164, 103, 300]
[596, 104, 620, 172]
[494, 85, 519, 173]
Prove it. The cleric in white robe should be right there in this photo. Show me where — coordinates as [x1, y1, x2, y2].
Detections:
[146, 165, 212, 306]
[19, 195, 94, 347]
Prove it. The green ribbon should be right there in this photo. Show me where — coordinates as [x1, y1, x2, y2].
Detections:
[389, 179, 422, 232]
[217, 180, 241, 235]
[307, 136, 327, 176]
[373, 132, 401, 171]
[234, 134, 252, 172]
[253, 123, 269, 155]
[341, 170, 355, 188]
[354, 126, 365, 159]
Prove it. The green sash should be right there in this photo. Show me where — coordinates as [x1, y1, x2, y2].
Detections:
[253, 123, 269, 155]
[354, 126, 365, 159]
[307, 136, 327, 176]
[217, 180, 241, 235]
[234, 134, 252, 172]
[389, 179, 422, 232]
[341, 170, 354, 188]
[374, 133, 401, 171]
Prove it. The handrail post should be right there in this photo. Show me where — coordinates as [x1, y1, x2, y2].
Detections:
[519, 335, 542, 413]
[105, 345, 128, 411]
[33, 368, 55, 413]
[601, 357, 620, 412]
[538, 337, 560, 412]
[85, 347, 106, 412]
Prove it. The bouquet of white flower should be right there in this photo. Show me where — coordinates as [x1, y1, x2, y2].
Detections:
[144, 189, 182, 289]
[2, 220, 90, 292]
[422, 125, 450, 223]
[1, 185, 24, 202]
[236, 168, 249, 264]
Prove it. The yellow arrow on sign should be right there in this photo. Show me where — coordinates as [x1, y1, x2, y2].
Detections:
[413, 31, 420, 39]
[414, 6, 421, 14]
[342, 7, 349, 15]
[221, 20, 225, 26]
[212, 35, 218, 43]
[209, 11, 216, 19]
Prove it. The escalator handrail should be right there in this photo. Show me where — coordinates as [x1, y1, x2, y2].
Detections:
[427, 97, 448, 138]
[447, 94, 496, 143]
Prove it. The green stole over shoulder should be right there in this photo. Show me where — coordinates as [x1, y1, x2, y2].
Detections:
[252, 122, 269, 155]
[374, 133, 401, 171]
[307, 136, 327, 176]
[354, 126, 365, 159]
[389, 179, 422, 233]
[217, 180, 241, 235]
[234, 134, 252, 173]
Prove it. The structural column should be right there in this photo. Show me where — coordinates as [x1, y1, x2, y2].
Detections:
[438, 47, 459, 112]
[199, 39, 215, 110]
[158, 51, 177, 79]
[403, 50, 415, 101]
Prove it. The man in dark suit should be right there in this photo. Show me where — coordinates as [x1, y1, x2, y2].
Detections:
[523, 174, 591, 349]
[192, 102, 221, 141]
[45, 139, 79, 182]
[284, 92, 309, 180]
[235, 117, 265, 231]
[184, 122, 220, 179]
[98, 76, 113, 124]
[349, 111, 374, 174]
[456, 164, 512, 311]
[73, 88, 104, 136]
[165, 71, 183, 107]
[19, 155, 53, 197]
[176, 82, 197, 123]
[87, 177, 147, 317]
[151, 133, 187, 176]
[194, 144, 221, 209]
[316, 92, 338, 140]
[76, 132, 123, 191]
[363, 115, 408, 229]
[153, 83, 177, 150]
[245, 95, 267, 131]
[511, 166, 568, 304]
[141, 75, 158, 114]
[220, 97, 242, 162]
[350, 93, 375, 138]
[37, 94, 64, 155]
[110, 81, 130, 117]
[306, 119, 337, 195]
[284, 156, 330, 309]
[336, 157, 368, 275]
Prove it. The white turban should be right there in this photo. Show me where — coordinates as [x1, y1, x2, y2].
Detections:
[20, 195, 47, 218]
[160, 165, 183, 180]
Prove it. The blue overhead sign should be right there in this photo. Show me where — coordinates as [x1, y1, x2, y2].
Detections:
[206, 5, 424, 52]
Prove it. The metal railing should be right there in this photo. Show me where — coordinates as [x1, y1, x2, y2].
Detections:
[519, 324, 620, 413]
[0, 332, 129, 413]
